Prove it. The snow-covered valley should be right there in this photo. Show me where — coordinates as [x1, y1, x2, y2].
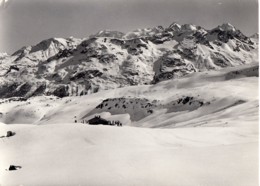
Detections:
[0, 63, 258, 185]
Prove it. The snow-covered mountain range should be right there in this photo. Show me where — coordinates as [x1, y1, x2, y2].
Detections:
[0, 22, 258, 186]
[0, 23, 258, 98]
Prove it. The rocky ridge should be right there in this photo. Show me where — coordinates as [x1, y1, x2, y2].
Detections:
[0, 23, 258, 98]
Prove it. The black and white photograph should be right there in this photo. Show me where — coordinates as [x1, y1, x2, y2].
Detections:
[0, 0, 258, 185]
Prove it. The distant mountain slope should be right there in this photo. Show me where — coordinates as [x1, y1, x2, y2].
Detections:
[0, 23, 258, 98]
[0, 64, 257, 127]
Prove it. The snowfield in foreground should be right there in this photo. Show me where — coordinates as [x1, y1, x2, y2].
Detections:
[0, 124, 258, 186]
[0, 64, 258, 186]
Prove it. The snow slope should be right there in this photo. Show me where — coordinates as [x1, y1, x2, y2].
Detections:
[0, 64, 258, 185]
[0, 124, 257, 186]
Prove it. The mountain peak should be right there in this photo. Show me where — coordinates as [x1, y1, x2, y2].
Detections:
[218, 23, 236, 32]
[0, 52, 8, 59]
[250, 33, 259, 39]
[91, 30, 125, 38]
[154, 25, 164, 31]
[168, 22, 181, 30]
[181, 24, 197, 31]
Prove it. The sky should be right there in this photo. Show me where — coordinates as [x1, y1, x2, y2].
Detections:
[0, 0, 258, 54]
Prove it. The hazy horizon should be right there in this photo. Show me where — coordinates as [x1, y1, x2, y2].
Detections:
[0, 0, 258, 54]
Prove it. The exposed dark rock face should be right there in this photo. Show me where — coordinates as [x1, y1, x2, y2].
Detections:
[85, 98, 158, 121]
[53, 85, 70, 98]
[10, 83, 32, 98]
[0, 83, 20, 98]
[6, 131, 16, 137]
[84, 96, 210, 121]
[165, 96, 208, 113]
[211, 52, 231, 67]
[70, 70, 103, 81]
[152, 56, 196, 83]
[31, 84, 47, 97]
[225, 65, 259, 80]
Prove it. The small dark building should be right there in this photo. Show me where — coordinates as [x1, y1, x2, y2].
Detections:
[88, 116, 110, 125]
